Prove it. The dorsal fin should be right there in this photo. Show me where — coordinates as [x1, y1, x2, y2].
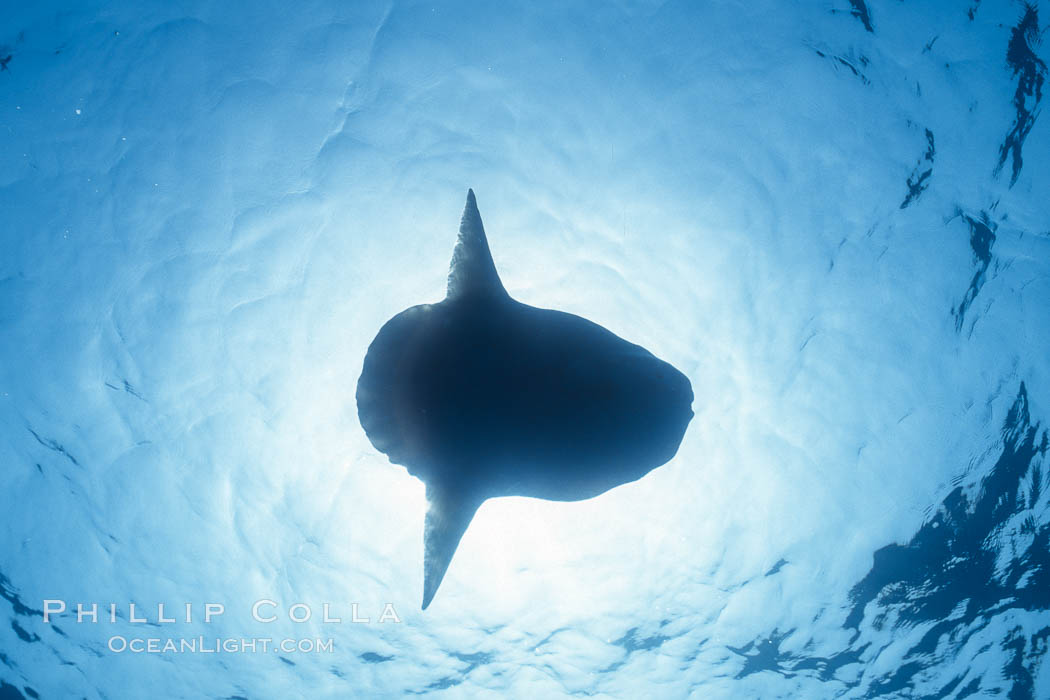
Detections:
[446, 189, 508, 301]
[421, 480, 483, 610]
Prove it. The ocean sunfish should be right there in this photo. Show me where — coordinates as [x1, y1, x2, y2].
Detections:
[356, 190, 693, 609]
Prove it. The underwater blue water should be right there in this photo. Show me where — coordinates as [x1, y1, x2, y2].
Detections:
[1, 1, 1049, 697]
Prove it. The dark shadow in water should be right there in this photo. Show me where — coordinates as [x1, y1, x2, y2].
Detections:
[843, 383, 1048, 696]
[849, 1, 874, 33]
[900, 129, 935, 209]
[9, 622, 37, 644]
[765, 558, 788, 576]
[730, 384, 1048, 697]
[952, 210, 997, 334]
[0, 572, 42, 620]
[359, 652, 394, 664]
[995, 3, 1046, 187]
[0, 681, 28, 700]
[601, 623, 673, 673]
[812, 48, 871, 86]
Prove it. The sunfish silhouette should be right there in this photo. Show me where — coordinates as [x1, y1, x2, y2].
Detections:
[357, 190, 693, 609]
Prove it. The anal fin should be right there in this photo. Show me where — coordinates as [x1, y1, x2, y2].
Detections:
[422, 481, 482, 610]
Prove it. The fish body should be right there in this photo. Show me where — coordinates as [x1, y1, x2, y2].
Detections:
[357, 191, 693, 608]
